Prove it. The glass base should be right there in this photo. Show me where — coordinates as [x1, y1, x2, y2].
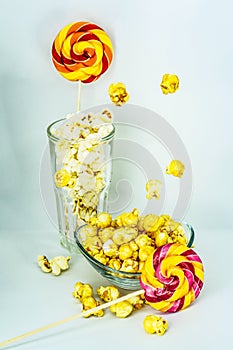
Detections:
[59, 234, 80, 254]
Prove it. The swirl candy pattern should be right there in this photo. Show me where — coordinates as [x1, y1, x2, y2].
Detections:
[140, 243, 204, 313]
[52, 22, 113, 83]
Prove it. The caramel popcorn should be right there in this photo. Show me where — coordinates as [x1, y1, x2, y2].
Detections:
[37, 255, 71, 275]
[146, 179, 162, 200]
[108, 82, 130, 106]
[97, 285, 120, 302]
[143, 315, 168, 335]
[72, 282, 93, 301]
[166, 159, 185, 178]
[51, 109, 114, 238]
[160, 74, 179, 95]
[54, 169, 71, 188]
[80, 210, 188, 274]
[110, 301, 133, 318]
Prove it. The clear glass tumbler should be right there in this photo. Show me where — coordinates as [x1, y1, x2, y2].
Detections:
[47, 118, 115, 252]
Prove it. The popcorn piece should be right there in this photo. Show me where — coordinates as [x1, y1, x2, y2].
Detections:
[54, 169, 71, 188]
[155, 231, 169, 247]
[37, 255, 52, 273]
[72, 282, 93, 301]
[118, 243, 133, 260]
[110, 301, 133, 318]
[97, 285, 120, 302]
[120, 258, 139, 273]
[127, 294, 145, 310]
[112, 227, 138, 245]
[108, 82, 130, 106]
[166, 160, 185, 178]
[143, 315, 168, 335]
[108, 258, 122, 270]
[49, 256, 71, 276]
[82, 296, 104, 318]
[160, 74, 179, 95]
[146, 179, 162, 200]
[112, 208, 139, 227]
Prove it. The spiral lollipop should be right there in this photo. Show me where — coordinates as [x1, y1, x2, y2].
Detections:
[52, 21, 114, 83]
[140, 243, 204, 312]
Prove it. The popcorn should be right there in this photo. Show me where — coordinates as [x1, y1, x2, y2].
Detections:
[80, 210, 188, 273]
[160, 74, 179, 95]
[166, 159, 185, 178]
[146, 179, 162, 200]
[143, 315, 168, 335]
[51, 109, 114, 231]
[54, 169, 71, 188]
[108, 82, 130, 106]
[37, 255, 71, 275]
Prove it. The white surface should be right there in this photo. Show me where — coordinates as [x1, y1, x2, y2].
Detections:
[1, 229, 233, 349]
[0, 0, 233, 230]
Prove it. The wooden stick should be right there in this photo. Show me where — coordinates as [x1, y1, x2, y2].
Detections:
[76, 80, 82, 113]
[0, 289, 143, 348]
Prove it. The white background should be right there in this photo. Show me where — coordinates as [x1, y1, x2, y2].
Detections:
[0, 0, 233, 230]
[0, 1, 233, 349]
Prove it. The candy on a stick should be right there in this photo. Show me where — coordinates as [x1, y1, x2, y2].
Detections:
[140, 243, 204, 312]
[52, 21, 113, 83]
[0, 244, 204, 346]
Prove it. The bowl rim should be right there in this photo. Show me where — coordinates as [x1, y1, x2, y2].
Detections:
[74, 221, 195, 278]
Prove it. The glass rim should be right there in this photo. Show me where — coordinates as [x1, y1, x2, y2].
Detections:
[47, 118, 115, 143]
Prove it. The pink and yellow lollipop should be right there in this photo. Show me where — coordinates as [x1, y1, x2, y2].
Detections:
[52, 21, 113, 83]
[140, 243, 204, 312]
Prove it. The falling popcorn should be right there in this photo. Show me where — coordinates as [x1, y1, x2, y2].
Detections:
[166, 160, 185, 178]
[146, 180, 162, 200]
[108, 82, 130, 106]
[160, 74, 179, 94]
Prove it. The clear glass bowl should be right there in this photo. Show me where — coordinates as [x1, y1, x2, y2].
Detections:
[74, 223, 195, 290]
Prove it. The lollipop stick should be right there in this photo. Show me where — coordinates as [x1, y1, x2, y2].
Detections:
[0, 289, 143, 347]
[77, 80, 82, 113]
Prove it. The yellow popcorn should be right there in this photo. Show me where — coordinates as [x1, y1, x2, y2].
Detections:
[112, 208, 139, 227]
[54, 169, 71, 188]
[143, 315, 168, 335]
[110, 301, 133, 318]
[155, 231, 169, 247]
[166, 159, 185, 178]
[120, 258, 139, 273]
[97, 285, 120, 302]
[146, 179, 162, 200]
[160, 74, 179, 95]
[135, 233, 152, 248]
[82, 296, 104, 318]
[118, 244, 133, 260]
[73, 282, 93, 301]
[37, 255, 52, 273]
[108, 82, 130, 106]
[108, 258, 121, 270]
[127, 295, 145, 310]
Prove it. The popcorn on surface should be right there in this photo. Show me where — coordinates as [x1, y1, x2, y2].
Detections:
[143, 315, 168, 335]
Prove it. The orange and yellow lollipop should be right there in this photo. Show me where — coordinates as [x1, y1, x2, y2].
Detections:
[52, 21, 113, 83]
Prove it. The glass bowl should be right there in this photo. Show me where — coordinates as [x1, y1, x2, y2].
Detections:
[74, 222, 195, 291]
